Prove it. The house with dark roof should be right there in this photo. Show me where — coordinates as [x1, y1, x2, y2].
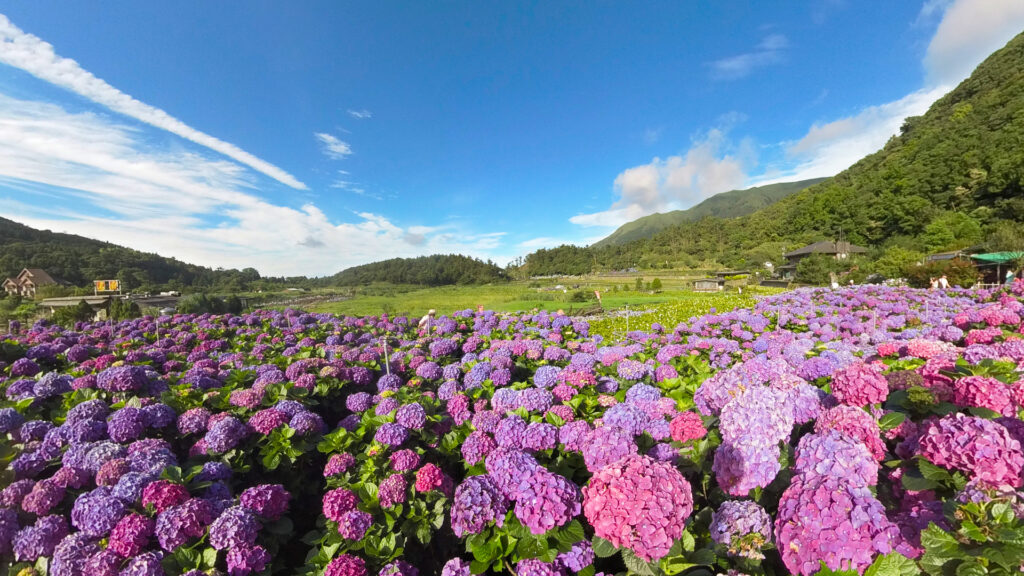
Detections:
[778, 241, 868, 279]
[3, 268, 60, 298]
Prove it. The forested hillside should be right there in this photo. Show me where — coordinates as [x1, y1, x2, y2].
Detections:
[0, 217, 286, 292]
[331, 255, 507, 286]
[524, 30, 1024, 274]
[592, 178, 828, 248]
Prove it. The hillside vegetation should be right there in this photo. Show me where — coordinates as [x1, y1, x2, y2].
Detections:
[592, 178, 827, 248]
[526, 31, 1024, 274]
[331, 254, 507, 286]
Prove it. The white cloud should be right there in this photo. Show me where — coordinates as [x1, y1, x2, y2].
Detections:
[0, 13, 306, 190]
[315, 132, 353, 159]
[709, 34, 789, 80]
[756, 0, 1024, 186]
[347, 109, 372, 119]
[571, 129, 752, 228]
[0, 95, 504, 276]
[755, 85, 950, 185]
[924, 0, 1024, 86]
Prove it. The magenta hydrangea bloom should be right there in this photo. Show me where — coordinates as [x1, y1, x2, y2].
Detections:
[775, 474, 899, 575]
[325, 554, 368, 576]
[710, 500, 772, 559]
[390, 449, 422, 472]
[441, 558, 471, 576]
[248, 408, 289, 434]
[240, 484, 290, 520]
[323, 488, 358, 522]
[794, 430, 879, 486]
[953, 376, 1015, 417]
[830, 361, 889, 406]
[583, 454, 693, 561]
[107, 513, 154, 557]
[413, 463, 445, 493]
[325, 453, 357, 477]
[141, 480, 190, 513]
[917, 413, 1024, 487]
[814, 405, 886, 461]
[378, 474, 408, 508]
[669, 411, 707, 443]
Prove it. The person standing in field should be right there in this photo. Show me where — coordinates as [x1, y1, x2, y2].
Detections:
[938, 275, 950, 289]
[1006, 270, 1016, 286]
[418, 309, 436, 331]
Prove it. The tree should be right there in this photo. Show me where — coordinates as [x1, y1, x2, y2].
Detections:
[872, 247, 924, 279]
[651, 278, 663, 291]
[52, 300, 94, 326]
[795, 255, 840, 285]
[635, 277, 643, 291]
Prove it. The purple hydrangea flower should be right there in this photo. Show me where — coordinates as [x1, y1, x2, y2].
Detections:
[13, 515, 68, 561]
[794, 430, 879, 486]
[513, 469, 581, 534]
[776, 474, 898, 575]
[204, 416, 249, 453]
[209, 505, 259, 551]
[580, 426, 637, 472]
[450, 475, 510, 536]
[375, 422, 409, 447]
[710, 500, 772, 559]
[71, 489, 126, 537]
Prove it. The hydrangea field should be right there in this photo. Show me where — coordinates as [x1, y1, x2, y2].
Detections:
[3, 282, 1024, 576]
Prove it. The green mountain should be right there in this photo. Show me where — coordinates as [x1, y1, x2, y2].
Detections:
[332, 255, 507, 286]
[591, 178, 828, 248]
[526, 30, 1024, 274]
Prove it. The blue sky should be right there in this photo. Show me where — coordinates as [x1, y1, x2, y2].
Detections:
[1, 1, 1023, 276]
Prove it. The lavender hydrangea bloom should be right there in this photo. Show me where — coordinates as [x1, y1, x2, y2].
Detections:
[450, 475, 510, 536]
[0, 407, 26, 433]
[120, 551, 165, 576]
[395, 403, 426, 429]
[290, 411, 327, 436]
[603, 402, 650, 436]
[51, 532, 100, 576]
[534, 365, 560, 389]
[375, 422, 410, 447]
[204, 416, 249, 453]
[33, 372, 72, 398]
[713, 442, 781, 497]
[485, 447, 541, 500]
[209, 505, 259, 550]
[71, 489, 126, 536]
[441, 558, 471, 576]
[141, 403, 176, 428]
[96, 365, 148, 392]
[719, 386, 794, 448]
[794, 430, 879, 486]
[580, 426, 637, 472]
[0, 507, 19, 555]
[710, 500, 772, 559]
[513, 469, 581, 534]
[13, 515, 68, 561]
[107, 407, 145, 443]
[521, 422, 558, 452]
[176, 407, 211, 435]
[346, 392, 373, 412]
[557, 541, 594, 573]
[494, 415, 527, 449]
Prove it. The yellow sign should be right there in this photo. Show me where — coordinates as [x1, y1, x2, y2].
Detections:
[94, 280, 120, 292]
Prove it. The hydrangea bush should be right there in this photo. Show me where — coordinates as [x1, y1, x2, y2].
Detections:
[2, 281, 1024, 575]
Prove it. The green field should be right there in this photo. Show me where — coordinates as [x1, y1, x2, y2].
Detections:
[303, 280, 782, 342]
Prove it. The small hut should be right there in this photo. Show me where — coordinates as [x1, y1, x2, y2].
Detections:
[693, 278, 724, 292]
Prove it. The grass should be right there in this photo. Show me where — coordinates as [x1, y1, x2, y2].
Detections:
[304, 281, 782, 343]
